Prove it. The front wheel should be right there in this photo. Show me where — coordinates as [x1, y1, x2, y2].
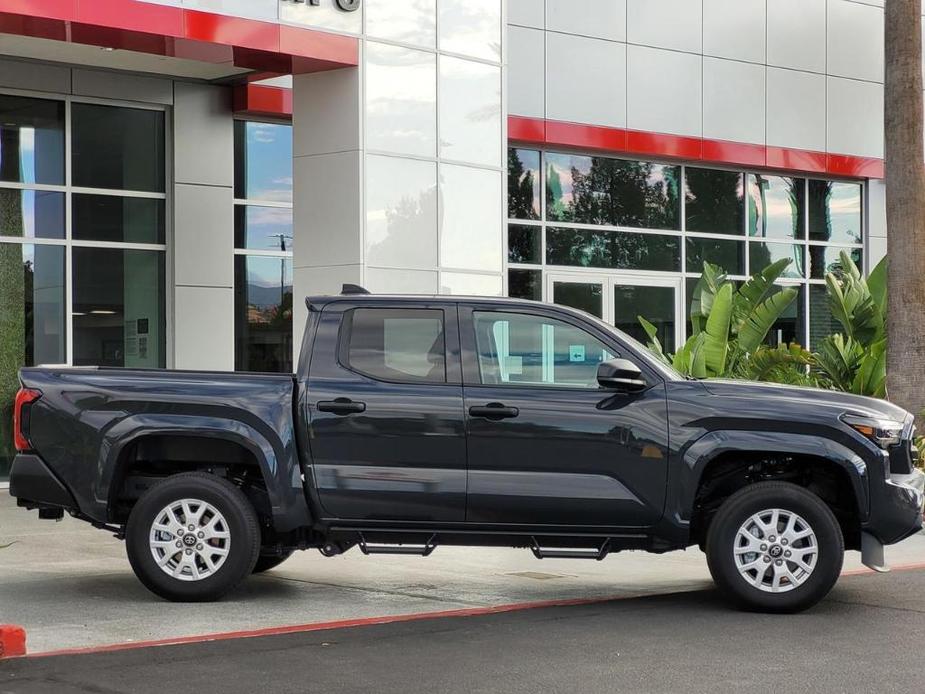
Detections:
[706, 481, 844, 613]
[126, 472, 261, 602]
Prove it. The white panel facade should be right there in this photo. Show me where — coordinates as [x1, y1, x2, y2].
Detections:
[627, 0, 701, 53]
[508, 0, 543, 28]
[767, 0, 826, 74]
[703, 0, 766, 64]
[287, 0, 505, 354]
[546, 33, 626, 128]
[627, 45, 701, 138]
[507, 26, 544, 118]
[766, 68, 826, 152]
[702, 57, 765, 145]
[827, 77, 885, 158]
[827, 0, 884, 83]
[546, 0, 626, 43]
[174, 287, 235, 371]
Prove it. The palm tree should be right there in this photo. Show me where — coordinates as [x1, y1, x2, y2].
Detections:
[885, 0, 925, 427]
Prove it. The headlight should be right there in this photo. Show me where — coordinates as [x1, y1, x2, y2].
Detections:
[841, 414, 904, 449]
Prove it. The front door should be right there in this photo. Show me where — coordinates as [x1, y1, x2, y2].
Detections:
[306, 303, 467, 522]
[546, 273, 683, 354]
[460, 304, 670, 528]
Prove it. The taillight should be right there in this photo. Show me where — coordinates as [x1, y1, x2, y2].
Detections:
[13, 387, 41, 452]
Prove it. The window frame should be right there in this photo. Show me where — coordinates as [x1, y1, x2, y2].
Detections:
[232, 116, 294, 373]
[335, 304, 462, 386]
[0, 87, 171, 370]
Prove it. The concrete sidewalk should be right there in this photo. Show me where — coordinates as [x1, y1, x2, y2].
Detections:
[1, 494, 923, 655]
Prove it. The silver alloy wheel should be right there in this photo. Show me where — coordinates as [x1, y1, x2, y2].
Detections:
[149, 498, 231, 582]
[733, 508, 818, 593]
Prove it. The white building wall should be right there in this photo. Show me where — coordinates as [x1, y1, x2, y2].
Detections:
[508, 0, 886, 159]
[290, 0, 506, 356]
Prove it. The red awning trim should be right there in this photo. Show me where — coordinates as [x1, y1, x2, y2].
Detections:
[0, 0, 358, 75]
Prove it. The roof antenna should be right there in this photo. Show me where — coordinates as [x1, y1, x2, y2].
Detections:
[341, 283, 371, 295]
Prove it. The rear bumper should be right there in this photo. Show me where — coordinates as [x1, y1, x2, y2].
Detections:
[865, 468, 925, 545]
[8, 453, 77, 510]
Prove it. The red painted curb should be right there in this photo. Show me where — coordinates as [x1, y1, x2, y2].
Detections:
[0, 625, 26, 659]
[17, 560, 925, 661]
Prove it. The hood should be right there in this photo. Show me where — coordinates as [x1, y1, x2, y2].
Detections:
[700, 379, 912, 424]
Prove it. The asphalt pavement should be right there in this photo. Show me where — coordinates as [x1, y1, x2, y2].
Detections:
[3, 567, 924, 694]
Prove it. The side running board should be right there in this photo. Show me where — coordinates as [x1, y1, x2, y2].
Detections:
[530, 537, 610, 561]
[357, 532, 438, 557]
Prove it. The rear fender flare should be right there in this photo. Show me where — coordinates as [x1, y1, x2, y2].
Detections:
[96, 414, 308, 531]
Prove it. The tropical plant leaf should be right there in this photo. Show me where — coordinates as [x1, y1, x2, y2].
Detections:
[689, 262, 727, 336]
[702, 283, 734, 376]
[737, 287, 798, 355]
[637, 315, 672, 366]
[851, 338, 887, 398]
[867, 256, 887, 317]
[732, 258, 792, 334]
[825, 251, 883, 344]
[740, 344, 814, 384]
[812, 334, 863, 392]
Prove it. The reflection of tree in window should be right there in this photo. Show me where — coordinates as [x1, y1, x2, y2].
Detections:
[546, 153, 680, 230]
[507, 149, 539, 220]
[546, 227, 679, 272]
[685, 168, 744, 235]
[368, 185, 438, 261]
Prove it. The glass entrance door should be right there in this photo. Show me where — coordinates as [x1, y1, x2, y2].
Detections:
[546, 273, 683, 353]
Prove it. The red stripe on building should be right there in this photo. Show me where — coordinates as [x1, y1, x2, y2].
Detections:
[0, 0, 358, 75]
[510, 116, 884, 180]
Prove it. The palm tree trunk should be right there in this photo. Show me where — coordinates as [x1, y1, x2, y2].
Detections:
[885, 0, 925, 427]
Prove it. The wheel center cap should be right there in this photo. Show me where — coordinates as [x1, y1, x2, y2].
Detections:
[183, 534, 197, 547]
[769, 544, 783, 558]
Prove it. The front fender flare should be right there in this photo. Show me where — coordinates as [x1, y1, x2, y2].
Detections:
[666, 429, 871, 532]
[93, 413, 309, 532]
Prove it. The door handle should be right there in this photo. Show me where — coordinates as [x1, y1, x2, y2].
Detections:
[317, 398, 367, 415]
[469, 403, 519, 420]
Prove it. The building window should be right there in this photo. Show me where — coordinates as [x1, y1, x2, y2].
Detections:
[507, 148, 865, 353]
[0, 93, 167, 480]
[233, 120, 294, 373]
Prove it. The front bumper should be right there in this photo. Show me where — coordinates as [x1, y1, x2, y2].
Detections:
[8, 453, 77, 510]
[865, 467, 925, 545]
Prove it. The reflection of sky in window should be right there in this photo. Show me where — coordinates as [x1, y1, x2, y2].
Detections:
[241, 206, 293, 251]
[749, 175, 802, 239]
[244, 123, 293, 203]
[20, 128, 35, 182]
[828, 184, 862, 243]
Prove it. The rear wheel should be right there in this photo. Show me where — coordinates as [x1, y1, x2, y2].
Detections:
[126, 472, 260, 602]
[706, 481, 844, 613]
[252, 550, 294, 574]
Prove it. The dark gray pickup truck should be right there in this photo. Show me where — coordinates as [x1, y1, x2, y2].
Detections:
[9, 287, 925, 612]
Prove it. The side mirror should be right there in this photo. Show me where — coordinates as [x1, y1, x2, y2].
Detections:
[597, 358, 647, 392]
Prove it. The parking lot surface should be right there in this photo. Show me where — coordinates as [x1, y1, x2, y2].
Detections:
[3, 568, 925, 694]
[1, 494, 923, 657]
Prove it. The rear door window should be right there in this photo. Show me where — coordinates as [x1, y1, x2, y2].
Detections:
[345, 308, 446, 384]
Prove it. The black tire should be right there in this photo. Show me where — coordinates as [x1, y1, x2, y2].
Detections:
[125, 472, 260, 602]
[705, 481, 844, 613]
[252, 551, 294, 574]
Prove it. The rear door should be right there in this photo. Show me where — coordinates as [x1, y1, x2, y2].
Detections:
[305, 302, 466, 522]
